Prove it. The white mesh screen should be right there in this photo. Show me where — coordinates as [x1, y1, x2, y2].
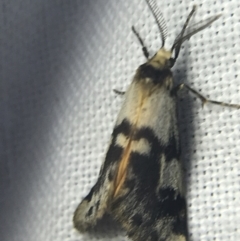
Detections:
[0, 0, 240, 241]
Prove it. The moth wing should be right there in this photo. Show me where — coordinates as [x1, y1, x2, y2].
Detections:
[73, 134, 123, 232]
[73, 78, 136, 232]
[109, 89, 188, 240]
[111, 161, 188, 241]
[73, 177, 112, 232]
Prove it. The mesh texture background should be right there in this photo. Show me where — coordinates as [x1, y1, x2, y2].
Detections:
[0, 0, 240, 241]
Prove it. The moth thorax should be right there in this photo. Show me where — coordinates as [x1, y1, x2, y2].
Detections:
[149, 48, 172, 69]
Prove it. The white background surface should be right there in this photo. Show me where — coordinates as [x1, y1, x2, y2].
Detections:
[0, 0, 240, 241]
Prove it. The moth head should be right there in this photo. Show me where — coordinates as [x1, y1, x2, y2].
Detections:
[149, 48, 173, 70]
[145, 0, 221, 68]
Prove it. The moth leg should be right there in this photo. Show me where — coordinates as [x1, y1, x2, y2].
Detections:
[175, 83, 240, 109]
[113, 89, 125, 95]
[132, 26, 149, 59]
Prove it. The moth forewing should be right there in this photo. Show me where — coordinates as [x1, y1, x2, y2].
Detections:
[73, 1, 238, 240]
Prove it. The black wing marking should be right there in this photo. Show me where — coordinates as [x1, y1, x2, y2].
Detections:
[110, 126, 187, 241]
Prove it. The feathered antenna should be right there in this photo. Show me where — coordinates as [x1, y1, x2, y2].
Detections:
[171, 6, 221, 62]
[146, 0, 168, 47]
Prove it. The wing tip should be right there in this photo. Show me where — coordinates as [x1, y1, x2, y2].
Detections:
[73, 199, 97, 232]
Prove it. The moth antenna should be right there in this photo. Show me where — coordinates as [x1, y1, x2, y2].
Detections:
[171, 5, 197, 61]
[145, 0, 168, 47]
[171, 6, 221, 63]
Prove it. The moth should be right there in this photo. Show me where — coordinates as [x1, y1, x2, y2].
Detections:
[73, 0, 239, 240]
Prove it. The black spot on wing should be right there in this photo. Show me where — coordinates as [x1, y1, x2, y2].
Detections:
[108, 170, 114, 181]
[130, 152, 160, 192]
[112, 118, 131, 137]
[101, 119, 132, 177]
[173, 214, 188, 237]
[164, 134, 180, 162]
[104, 145, 123, 167]
[95, 200, 100, 210]
[105, 118, 132, 168]
[129, 127, 181, 193]
[127, 224, 160, 241]
[137, 64, 172, 85]
[157, 187, 186, 217]
[86, 206, 93, 217]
